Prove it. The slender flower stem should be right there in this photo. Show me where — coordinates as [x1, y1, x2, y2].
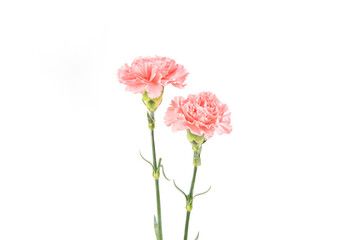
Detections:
[184, 166, 198, 240]
[154, 178, 162, 239]
[150, 114, 163, 240]
[184, 211, 191, 240]
[189, 166, 198, 197]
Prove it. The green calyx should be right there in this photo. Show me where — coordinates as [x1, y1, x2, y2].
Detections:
[193, 147, 202, 167]
[142, 90, 164, 112]
[187, 130, 206, 166]
[147, 111, 155, 130]
[187, 129, 205, 147]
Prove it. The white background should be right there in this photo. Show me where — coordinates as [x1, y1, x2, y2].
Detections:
[0, 0, 359, 239]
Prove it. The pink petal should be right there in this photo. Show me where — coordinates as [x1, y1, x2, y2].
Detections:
[146, 83, 164, 99]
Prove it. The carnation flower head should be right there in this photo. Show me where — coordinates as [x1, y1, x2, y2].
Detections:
[164, 92, 232, 139]
[118, 56, 189, 99]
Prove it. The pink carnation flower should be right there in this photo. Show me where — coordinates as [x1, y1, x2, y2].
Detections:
[118, 56, 189, 99]
[164, 92, 232, 139]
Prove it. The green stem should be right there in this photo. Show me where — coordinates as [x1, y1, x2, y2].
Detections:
[155, 178, 162, 239]
[184, 211, 191, 240]
[184, 166, 198, 240]
[189, 166, 198, 196]
[150, 116, 163, 240]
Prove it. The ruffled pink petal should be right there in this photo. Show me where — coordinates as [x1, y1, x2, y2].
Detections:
[162, 65, 188, 88]
[171, 120, 188, 132]
[164, 92, 232, 140]
[146, 83, 164, 99]
[185, 122, 203, 136]
[125, 83, 147, 94]
[164, 97, 183, 126]
[118, 56, 188, 97]
[216, 112, 232, 135]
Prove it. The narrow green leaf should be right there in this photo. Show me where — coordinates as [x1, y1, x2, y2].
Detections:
[154, 215, 160, 240]
[160, 165, 171, 181]
[157, 157, 162, 169]
[139, 150, 154, 168]
[193, 186, 212, 199]
[173, 180, 187, 199]
[195, 232, 200, 240]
